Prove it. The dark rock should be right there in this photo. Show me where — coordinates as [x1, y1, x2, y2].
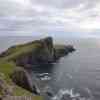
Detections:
[10, 67, 40, 95]
[15, 37, 75, 67]
[61, 94, 72, 100]
[15, 37, 55, 67]
[54, 45, 75, 60]
[44, 86, 54, 97]
[0, 37, 75, 67]
[66, 45, 75, 52]
[46, 91, 54, 97]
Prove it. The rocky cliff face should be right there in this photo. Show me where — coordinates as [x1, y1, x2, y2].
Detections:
[15, 37, 55, 67]
[0, 37, 75, 96]
[0, 37, 75, 68]
[11, 67, 40, 95]
[54, 45, 75, 60]
[14, 37, 75, 67]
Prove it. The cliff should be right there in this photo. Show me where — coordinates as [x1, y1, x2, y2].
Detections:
[0, 62, 42, 100]
[0, 37, 75, 68]
[0, 37, 75, 99]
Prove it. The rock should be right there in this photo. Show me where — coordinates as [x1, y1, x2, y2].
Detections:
[14, 37, 55, 67]
[0, 37, 75, 67]
[0, 37, 75, 98]
[43, 86, 54, 97]
[10, 67, 40, 95]
[15, 37, 75, 67]
[54, 45, 75, 60]
[34, 37, 55, 63]
[65, 45, 75, 52]
[61, 94, 72, 100]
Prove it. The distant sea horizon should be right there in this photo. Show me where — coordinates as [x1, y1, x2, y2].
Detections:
[0, 36, 100, 53]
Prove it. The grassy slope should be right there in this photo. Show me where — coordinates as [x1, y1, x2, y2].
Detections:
[0, 41, 42, 61]
[0, 41, 43, 100]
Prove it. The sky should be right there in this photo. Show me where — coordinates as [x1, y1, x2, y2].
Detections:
[0, 0, 100, 37]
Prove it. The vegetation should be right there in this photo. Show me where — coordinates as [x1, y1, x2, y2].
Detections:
[0, 37, 74, 100]
[0, 41, 42, 61]
[0, 41, 43, 100]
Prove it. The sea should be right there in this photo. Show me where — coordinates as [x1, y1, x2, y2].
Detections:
[0, 36, 100, 100]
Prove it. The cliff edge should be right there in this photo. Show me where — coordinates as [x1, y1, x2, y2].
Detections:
[0, 37, 75, 99]
[0, 37, 75, 67]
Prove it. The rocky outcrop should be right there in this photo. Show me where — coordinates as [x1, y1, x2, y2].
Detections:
[61, 94, 72, 100]
[0, 37, 75, 67]
[12, 37, 75, 67]
[10, 67, 40, 95]
[54, 45, 75, 59]
[0, 37, 75, 97]
[12, 37, 55, 67]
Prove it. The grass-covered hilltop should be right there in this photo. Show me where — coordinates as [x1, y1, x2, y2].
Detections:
[0, 37, 75, 100]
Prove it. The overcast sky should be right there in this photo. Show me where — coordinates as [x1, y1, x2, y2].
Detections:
[0, 0, 100, 37]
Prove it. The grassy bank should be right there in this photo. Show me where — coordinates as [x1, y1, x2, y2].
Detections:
[0, 61, 43, 99]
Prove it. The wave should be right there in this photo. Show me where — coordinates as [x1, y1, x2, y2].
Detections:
[52, 88, 93, 100]
[37, 73, 51, 81]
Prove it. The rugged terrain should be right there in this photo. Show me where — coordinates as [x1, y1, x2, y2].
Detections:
[0, 37, 75, 100]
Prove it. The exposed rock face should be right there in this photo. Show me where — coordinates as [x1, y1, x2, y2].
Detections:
[0, 36, 75, 67]
[0, 37, 75, 97]
[11, 67, 40, 95]
[14, 37, 75, 67]
[61, 94, 72, 100]
[54, 45, 75, 60]
[14, 37, 55, 67]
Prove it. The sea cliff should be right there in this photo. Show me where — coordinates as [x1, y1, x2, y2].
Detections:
[0, 37, 75, 100]
[0, 37, 75, 67]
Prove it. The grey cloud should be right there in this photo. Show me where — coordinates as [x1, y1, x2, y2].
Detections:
[0, 0, 100, 36]
[31, 0, 83, 9]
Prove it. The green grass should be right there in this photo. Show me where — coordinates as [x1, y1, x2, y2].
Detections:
[0, 61, 43, 99]
[14, 86, 33, 96]
[0, 41, 42, 61]
[0, 61, 28, 94]
[0, 61, 15, 75]
[0, 40, 45, 99]
[0, 58, 43, 99]
[0, 61, 16, 84]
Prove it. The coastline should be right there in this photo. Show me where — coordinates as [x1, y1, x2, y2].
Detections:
[0, 37, 75, 100]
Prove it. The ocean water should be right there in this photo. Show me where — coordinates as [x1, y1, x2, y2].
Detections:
[0, 37, 100, 100]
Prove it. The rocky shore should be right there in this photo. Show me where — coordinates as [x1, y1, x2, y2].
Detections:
[0, 37, 75, 99]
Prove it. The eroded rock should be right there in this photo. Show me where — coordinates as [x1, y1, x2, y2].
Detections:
[10, 67, 40, 95]
[14, 37, 75, 67]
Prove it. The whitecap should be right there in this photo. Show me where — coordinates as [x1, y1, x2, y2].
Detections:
[51, 88, 93, 100]
[52, 88, 80, 100]
[39, 73, 49, 76]
[40, 76, 51, 81]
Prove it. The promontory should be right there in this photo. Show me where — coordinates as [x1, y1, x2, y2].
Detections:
[0, 37, 75, 100]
